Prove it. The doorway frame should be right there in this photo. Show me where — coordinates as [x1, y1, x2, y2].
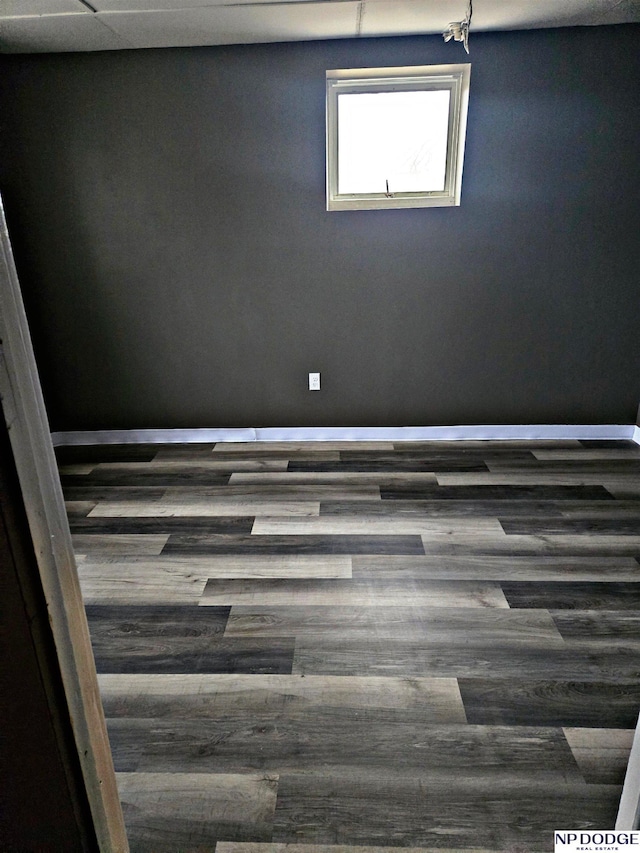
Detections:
[0, 195, 128, 852]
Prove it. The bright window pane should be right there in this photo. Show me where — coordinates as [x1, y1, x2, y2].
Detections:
[337, 89, 451, 195]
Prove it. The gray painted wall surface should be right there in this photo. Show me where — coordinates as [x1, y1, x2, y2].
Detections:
[0, 26, 638, 430]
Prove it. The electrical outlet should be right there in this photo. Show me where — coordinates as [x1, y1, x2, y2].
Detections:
[308, 372, 321, 391]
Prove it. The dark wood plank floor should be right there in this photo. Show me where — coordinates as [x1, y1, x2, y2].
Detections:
[57, 439, 640, 853]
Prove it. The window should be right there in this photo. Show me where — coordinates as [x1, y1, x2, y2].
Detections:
[326, 64, 471, 211]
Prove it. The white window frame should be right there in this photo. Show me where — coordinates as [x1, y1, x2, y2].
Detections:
[326, 64, 471, 212]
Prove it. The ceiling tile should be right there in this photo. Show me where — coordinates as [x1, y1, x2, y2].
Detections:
[592, 0, 640, 25]
[360, 0, 628, 38]
[0, 0, 91, 13]
[96, 4, 360, 48]
[360, 0, 463, 38]
[0, 13, 133, 52]
[3, 0, 90, 14]
[92, 0, 325, 8]
[447, 0, 621, 31]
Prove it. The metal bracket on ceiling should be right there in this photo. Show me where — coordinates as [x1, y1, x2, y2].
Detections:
[443, 0, 473, 54]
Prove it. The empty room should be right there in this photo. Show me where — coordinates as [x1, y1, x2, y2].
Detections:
[1, 1, 640, 851]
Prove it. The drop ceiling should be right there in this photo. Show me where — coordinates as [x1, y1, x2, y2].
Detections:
[1, 0, 639, 53]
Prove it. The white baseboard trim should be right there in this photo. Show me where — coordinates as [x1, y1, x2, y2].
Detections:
[255, 424, 636, 442]
[51, 423, 638, 446]
[51, 428, 256, 446]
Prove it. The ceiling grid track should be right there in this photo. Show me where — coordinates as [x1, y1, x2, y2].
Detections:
[356, 0, 366, 37]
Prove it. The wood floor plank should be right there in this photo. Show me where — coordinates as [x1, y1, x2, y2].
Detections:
[580, 440, 638, 447]
[321, 499, 567, 518]
[65, 500, 97, 517]
[352, 555, 640, 581]
[437, 472, 640, 488]
[200, 579, 509, 608]
[212, 442, 396, 452]
[607, 487, 640, 499]
[70, 516, 255, 534]
[164, 534, 425, 556]
[56, 445, 160, 464]
[338, 450, 536, 462]
[458, 678, 640, 727]
[80, 554, 352, 579]
[289, 459, 490, 472]
[94, 636, 295, 674]
[251, 517, 504, 536]
[395, 440, 584, 450]
[98, 674, 467, 722]
[212, 450, 342, 461]
[89, 501, 321, 517]
[150, 447, 226, 460]
[58, 463, 97, 474]
[107, 718, 581, 782]
[63, 487, 168, 502]
[551, 610, 640, 641]
[194, 556, 353, 579]
[488, 459, 640, 472]
[563, 726, 635, 749]
[72, 533, 169, 556]
[77, 560, 209, 605]
[565, 747, 632, 784]
[270, 772, 619, 850]
[87, 603, 233, 668]
[62, 471, 232, 486]
[534, 448, 640, 460]
[420, 532, 640, 555]
[557, 501, 640, 518]
[223, 606, 565, 646]
[217, 845, 505, 853]
[292, 641, 639, 680]
[217, 845, 504, 853]
[79, 587, 206, 606]
[161, 486, 382, 501]
[501, 581, 640, 610]
[563, 727, 635, 784]
[500, 517, 640, 535]
[381, 484, 614, 501]
[116, 772, 278, 852]
[86, 603, 230, 636]
[231, 472, 439, 485]
[98, 459, 289, 472]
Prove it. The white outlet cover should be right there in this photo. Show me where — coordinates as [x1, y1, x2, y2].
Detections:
[309, 372, 321, 390]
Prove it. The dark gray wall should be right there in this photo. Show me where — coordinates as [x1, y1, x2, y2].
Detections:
[0, 25, 638, 430]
